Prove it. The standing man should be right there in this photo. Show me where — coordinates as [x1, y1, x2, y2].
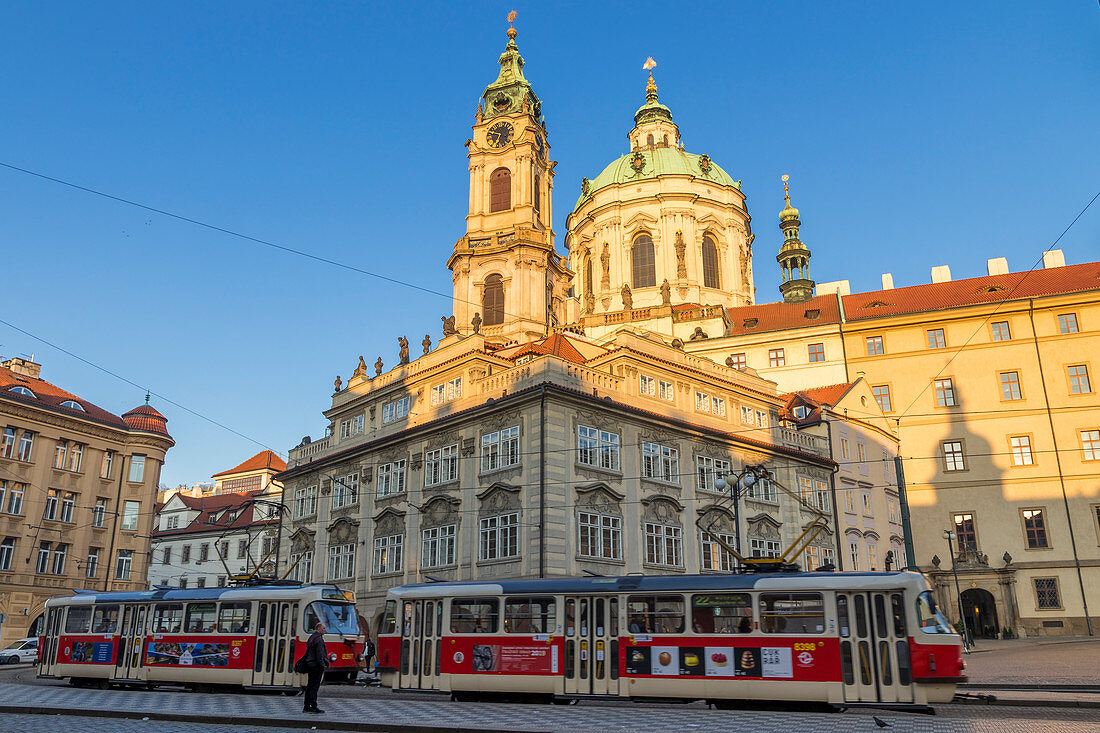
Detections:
[300, 621, 329, 714]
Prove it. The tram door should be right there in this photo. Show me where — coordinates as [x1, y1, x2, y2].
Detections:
[39, 606, 62, 676]
[837, 592, 913, 704]
[114, 604, 147, 681]
[563, 596, 618, 696]
[398, 599, 441, 690]
[254, 601, 296, 687]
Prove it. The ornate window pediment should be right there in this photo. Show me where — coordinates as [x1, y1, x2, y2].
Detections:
[575, 482, 624, 515]
[623, 211, 659, 236]
[641, 495, 684, 523]
[326, 516, 360, 543]
[863, 530, 881, 541]
[697, 504, 736, 534]
[419, 495, 461, 528]
[373, 505, 407, 537]
[747, 513, 781, 540]
[477, 482, 522, 516]
[289, 527, 316, 554]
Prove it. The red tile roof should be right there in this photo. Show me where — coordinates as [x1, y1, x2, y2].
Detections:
[725, 293, 841, 336]
[212, 449, 287, 478]
[1, 365, 130, 430]
[506, 333, 590, 365]
[842, 261, 1100, 320]
[794, 382, 857, 407]
[122, 404, 171, 437]
[154, 488, 275, 537]
[779, 381, 858, 424]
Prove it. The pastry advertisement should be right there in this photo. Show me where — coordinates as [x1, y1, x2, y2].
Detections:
[704, 646, 735, 676]
[733, 646, 761, 677]
[650, 645, 679, 675]
[761, 646, 793, 678]
[624, 646, 651, 676]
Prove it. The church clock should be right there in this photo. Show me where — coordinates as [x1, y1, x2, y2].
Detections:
[486, 121, 514, 148]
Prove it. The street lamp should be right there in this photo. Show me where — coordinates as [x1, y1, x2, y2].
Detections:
[943, 529, 972, 650]
[713, 466, 764, 557]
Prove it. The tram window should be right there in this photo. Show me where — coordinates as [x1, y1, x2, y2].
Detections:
[381, 600, 397, 635]
[402, 602, 412, 637]
[854, 596, 868, 638]
[895, 640, 912, 686]
[840, 641, 855, 685]
[217, 602, 251, 634]
[759, 593, 825, 634]
[504, 597, 555, 633]
[185, 603, 217, 633]
[691, 594, 752, 634]
[916, 591, 952, 634]
[152, 604, 183, 634]
[450, 598, 498, 633]
[92, 605, 120, 634]
[873, 595, 889, 639]
[609, 597, 618, 637]
[626, 595, 684, 634]
[837, 596, 851, 638]
[64, 607, 93, 634]
[305, 602, 360, 636]
[890, 594, 907, 637]
[425, 601, 434, 637]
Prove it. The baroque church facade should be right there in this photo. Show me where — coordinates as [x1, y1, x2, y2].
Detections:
[277, 24, 1100, 638]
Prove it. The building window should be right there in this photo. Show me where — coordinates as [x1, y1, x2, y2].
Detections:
[1022, 508, 1048, 549]
[479, 512, 519, 560]
[942, 441, 966, 471]
[382, 396, 410, 424]
[750, 538, 781, 559]
[844, 489, 856, 513]
[729, 353, 747, 370]
[695, 391, 726, 416]
[424, 445, 459, 486]
[129, 455, 146, 483]
[16, 431, 34, 462]
[857, 443, 866, 463]
[332, 473, 359, 509]
[768, 348, 786, 367]
[85, 547, 99, 578]
[632, 234, 656, 289]
[100, 451, 114, 479]
[866, 336, 884, 356]
[6, 483, 24, 515]
[577, 425, 620, 471]
[849, 541, 860, 570]
[748, 473, 778, 503]
[927, 328, 946, 349]
[36, 541, 51, 573]
[644, 522, 682, 566]
[60, 492, 76, 523]
[237, 539, 248, 560]
[44, 489, 59, 520]
[700, 531, 737, 571]
[872, 384, 893, 412]
[489, 167, 511, 212]
[0, 428, 14, 458]
[741, 406, 754, 425]
[953, 513, 977, 552]
[196, 576, 207, 589]
[115, 549, 133, 580]
[422, 525, 457, 568]
[1068, 365, 1092, 394]
[179, 578, 188, 589]
[696, 456, 731, 493]
[49, 543, 67, 574]
[0, 537, 13, 571]
[934, 378, 957, 407]
[808, 343, 825, 362]
[991, 321, 1011, 341]
[372, 534, 403, 575]
[376, 461, 407, 497]
[339, 416, 364, 439]
[658, 379, 674, 401]
[1010, 435, 1034, 466]
[483, 273, 505, 326]
[1034, 577, 1060, 609]
[755, 410, 768, 428]
[67, 444, 83, 472]
[218, 541, 229, 560]
[53, 441, 67, 469]
[888, 500, 900, 524]
[1058, 313, 1079, 334]
[328, 543, 355, 579]
[181, 545, 191, 562]
[868, 544, 878, 571]
[482, 426, 520, 472]
[217, 576, 226, 587]
[294, 485, 317, 517]
[701, 235, 720, 289]
[1000, 371, 1023, 401]
[199, 543, 209, 562]
[118, 500, 139, 531]
[639, 374, 656, 397]
[1082, 430, 1100, 461]
[430, 378, 463, 406]
[533, 173, 541, 214]
[862, 493, 873, 516]
[290, 551, 313, 582]
[642, 442, 679, 483]
[578, 512, 621, 560]
[840, 438, 850, 460]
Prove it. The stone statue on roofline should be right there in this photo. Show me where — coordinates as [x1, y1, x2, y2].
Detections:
[660, 279, 671, 306]
[374, 357, 383, 376]
[471, 312, 482, 334]
[422, 334, 432, 355]
[352, 356, 367, 379]
[621, 283, 633, 310]
[398, 336, 410, 365]
[333, 375, 342, 392]
[442, 315, 457, 336]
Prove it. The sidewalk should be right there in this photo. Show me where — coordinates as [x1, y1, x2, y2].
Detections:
[959, 636, 1100, 687]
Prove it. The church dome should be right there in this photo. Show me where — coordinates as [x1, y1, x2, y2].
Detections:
[779, 201, 800, 222]
[575, 147, 740, 211]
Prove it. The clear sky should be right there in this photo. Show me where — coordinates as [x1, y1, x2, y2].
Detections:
[1, 2, 1097, 487]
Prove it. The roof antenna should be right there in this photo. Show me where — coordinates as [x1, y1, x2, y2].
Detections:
[145, 391, 151, 405]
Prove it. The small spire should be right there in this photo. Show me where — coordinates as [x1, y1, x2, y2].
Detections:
[144, 391, 150, 405]
[779, 174, 800, 222]
[782, 173, 790, 205]
[643, 57, 658, 100]
[507, 10, 517, 41]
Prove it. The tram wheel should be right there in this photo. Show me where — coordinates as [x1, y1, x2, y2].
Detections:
[551, 697, 577, 705]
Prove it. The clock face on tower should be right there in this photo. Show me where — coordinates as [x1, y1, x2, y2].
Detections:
[534, 132, 545, 160]
[486, 122, 514, 148]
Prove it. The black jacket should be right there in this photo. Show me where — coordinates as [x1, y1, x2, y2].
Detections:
[304, 631, 329, 670]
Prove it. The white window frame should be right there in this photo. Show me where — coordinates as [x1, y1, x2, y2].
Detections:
[639, 374, 656, 397]
[749, 537, 780, 559]
[421, 524, 457, 568]
[382, 396, 411, 424]
[577, 426, 620, 471]
[430, 377, 463, 406]
[291, 550, 313, 582]
[700, 530, 737, 571]
[1010, 435, 1034, 466]
[642, 442, 679, 483]
[481, 426, 520, 473]
[116, 549, 133, 580]
[479, 512, 519, 561]
[372, 534, 403, 575]
[294, 485, 318, 517]
[121, 500, 140, 531]
[424, 444, 459, 486]
[327, 543, 355, 579]
[332, 473, 359, 509]
[696, 455, 731, 493]
[577, 512, 622, 560]
[376, 461, 407, 497]
[644, 522, 683, 567]
[658, 380, 675, 401]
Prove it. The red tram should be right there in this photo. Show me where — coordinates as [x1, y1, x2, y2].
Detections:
[378, 571, 965, 711]
[38, 583, 365, 690]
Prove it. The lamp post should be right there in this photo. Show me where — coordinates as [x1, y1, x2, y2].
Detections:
[714, 465, 766, 558]
[943, 529, 971, 650]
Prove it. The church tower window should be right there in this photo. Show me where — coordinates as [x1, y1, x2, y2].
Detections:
[483, 274, 505, 326]
[647, 133, 654, 147]
[534, 174, 541, 214]
[584, 257, 593, 296]
[632, 234, 656, 289]
[702, 235, 720, 289]
[490, 168, 511, 212]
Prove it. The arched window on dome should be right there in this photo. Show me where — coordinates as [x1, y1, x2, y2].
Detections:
[490, 168, 511, 212]
[662, 134, 668, 147]
[483, 274, 505, 326]
[584, 256, 593, 296]
[632, 234, 656, 289]
[646, 133, 654, 147]
[702, 235, 721, 289]
[533, 173, 541, 214]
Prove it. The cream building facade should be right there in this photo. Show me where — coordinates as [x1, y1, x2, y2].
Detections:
[0, 356, 173, 645]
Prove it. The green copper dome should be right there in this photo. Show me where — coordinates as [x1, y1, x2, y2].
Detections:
[574, 147, 740, 211]
[780, 202, 800, 222]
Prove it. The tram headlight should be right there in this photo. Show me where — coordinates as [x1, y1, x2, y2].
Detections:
[329, 652, 338, 662]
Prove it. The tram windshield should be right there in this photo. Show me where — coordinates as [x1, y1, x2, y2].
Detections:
[306, 601, 360, 636]
[916, 591, 954, 634]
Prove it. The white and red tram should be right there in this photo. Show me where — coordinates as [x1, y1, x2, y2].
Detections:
[378, 571, 965, 711]
[38, 583, 365, 690]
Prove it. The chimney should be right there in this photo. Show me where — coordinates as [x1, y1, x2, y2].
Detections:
[1042, 249, 1066, 269]
[986, 257, 1009, 276]
[931, 265, 951, 283]
[1, 356, 42, 379]
[881, 273, 894, 290]
[816, 280, 851, 296]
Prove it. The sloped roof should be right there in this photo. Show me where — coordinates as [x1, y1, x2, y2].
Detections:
[498, 333, 605, 365]
[154, 488, 275, 537]
[1, 365, 129, 430]
[842, 261, 1100, 320]
[122, 404, 171, 437]
[795, 382, 858, 407]
[212, 449, 287, 478]
[780, 381, 859, 424]
[725, 293, 841, 336]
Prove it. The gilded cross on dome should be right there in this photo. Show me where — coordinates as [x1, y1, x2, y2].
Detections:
[643, 57, 657, 96]
[507, 10, 518, 40]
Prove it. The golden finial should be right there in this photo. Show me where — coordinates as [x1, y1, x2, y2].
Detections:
[643, 57, 657, 94]
[507, 10, 518, 39]
[782, 173, 790, 204]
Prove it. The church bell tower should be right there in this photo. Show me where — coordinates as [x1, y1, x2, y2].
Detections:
[447, 14, 571, 342]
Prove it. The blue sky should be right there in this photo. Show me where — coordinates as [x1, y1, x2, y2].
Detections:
[1, 2, 1097, 487]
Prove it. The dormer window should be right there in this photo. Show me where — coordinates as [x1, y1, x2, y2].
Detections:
[60, 400, 85, 411]
[793, 405, 809, 420]
[804, 309, 821, 320]
[742, 318, 759, 328]
[8, 386, 36, 398]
